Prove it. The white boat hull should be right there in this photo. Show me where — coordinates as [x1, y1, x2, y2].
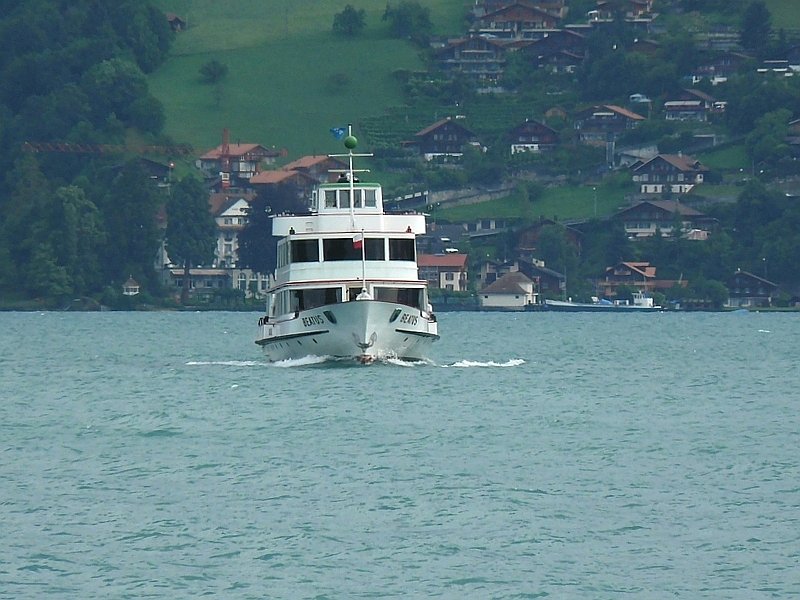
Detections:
[256, 300, 439, 362]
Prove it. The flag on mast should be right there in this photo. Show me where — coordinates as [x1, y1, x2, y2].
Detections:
[352, 232, 364, 249]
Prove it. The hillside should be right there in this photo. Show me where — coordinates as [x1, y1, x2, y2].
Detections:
[149, 0, 466, 158]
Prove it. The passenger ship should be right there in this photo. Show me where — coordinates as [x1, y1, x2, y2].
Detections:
[255, 128, 439, 362]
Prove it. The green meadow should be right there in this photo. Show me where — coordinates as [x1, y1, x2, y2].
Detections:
[149, 1, 465, 158]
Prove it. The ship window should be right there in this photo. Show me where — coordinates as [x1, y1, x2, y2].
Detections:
[365, 238, 385, 260]
[290, 287, 342, 310]
[323, 238, 385, 261]
[323, 238, 360, 261]
[353, 190, 362, 208]
[325, 190, 337, 208]
[389, 238, 415, 261]
[364, 189, 377, 207]
[339, 190, 351, 208]
[375, 287, 422, 308]
[290, 239, 319, 262]
[311, 191, 318, 211]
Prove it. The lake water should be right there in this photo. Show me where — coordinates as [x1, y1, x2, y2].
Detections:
[1, 310, 798, 598]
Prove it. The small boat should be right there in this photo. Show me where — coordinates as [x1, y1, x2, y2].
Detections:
[255, 126, 439, 363]
[544, 291, 662, 312]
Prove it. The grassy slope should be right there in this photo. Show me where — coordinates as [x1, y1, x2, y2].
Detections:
[763, 0, 800, 29]
[149, 0, 465, 158]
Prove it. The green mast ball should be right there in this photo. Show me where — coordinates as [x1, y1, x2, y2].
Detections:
[344, 135, 357, 149]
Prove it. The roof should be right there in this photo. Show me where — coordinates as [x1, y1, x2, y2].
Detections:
[208, 192, 254, 216]
[283, 155, 344, 170]
[634, 154, 708, 173]
[418, 254, 468, 268]
[200, 143, 279, 160]
[577, 104, 646, 121]
[730, 269, 778, 288]
[481, 271, 534, 294]
[250, 170, 315, 185]
[618, 200, 705, 217]
[415, 117, 475, 138]
[617, 261, 657, 278]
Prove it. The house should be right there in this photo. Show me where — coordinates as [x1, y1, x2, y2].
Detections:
[631, 154, 709, 194]
[506, 118, 559, 154]
[435, 35, 510, 84]
[515, 218, 582, 258]
[162, 268, 231, 300]
[249, 169, 318, 200]
[663, 89, 717, 122]
[726, 269, 778, 308]
[471, 2, 561, 39]
[407, 118, 480, 162]
[573, 105, 645, 145]
[614, 199, 716, 239]
[479, 271, 539, 309]
[418, 253, 469, 292]
[209, 193, 252, 269]
[476, 258, 563, 297]
[519, 29, 587, 72]
[197, 130, 283, 188]
[473, 0, 568, 19]
[166, 13, 186, 32]
[281, 155, 347, 183]
[596, 261, 657, 297]
[690, 50, 751, 85]
[590, 0, 653, 22]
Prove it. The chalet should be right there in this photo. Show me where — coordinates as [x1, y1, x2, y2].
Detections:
[690, 51, 751, 85]
[597, 261, 658, 297]
[664, 89, 718, 121]
[479, 271, 539, 309]
[614, 199, 716, 239]
[418, 253, 469, 292]
[518, 29, 587, 72]
[573, 105, 645, 145]
[630, 38, 660, 56]
[197, 137, 283, 188]
[435, 35, 510, 84]
[249, 169, 318, 199]
[592, 0, 653, 20]
[473, 0, 568, 18]
[166, 13, 186, 32]
[515, 218, 582, 258]
[632, 154, 709, 194]
[471, 2, 561, 39]
[726, 269, 778, 308]
[281, 155, 346, 183]
[408, 118, 480, 162]
[506, 118, 559, 153]
[474, 0, 568, 19]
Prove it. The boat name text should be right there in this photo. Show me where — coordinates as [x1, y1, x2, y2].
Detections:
[302, 315, 325, 327]
[399, 313, 418, 325]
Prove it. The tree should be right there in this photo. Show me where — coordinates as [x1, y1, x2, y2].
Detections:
[740, 1, 771, 53]
[97, 161, 163, 288]
[199, 59, 228, 84]
[745, 108, 791, 169]
[382, 1, 432, 47]
[165, 176, 217, 304]
[238, 184, 306, 276]
[333, 5, 366, 37]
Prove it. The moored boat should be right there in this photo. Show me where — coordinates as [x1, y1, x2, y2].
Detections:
[255, 127, 439, 362]
[544, 291, 662, 312]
